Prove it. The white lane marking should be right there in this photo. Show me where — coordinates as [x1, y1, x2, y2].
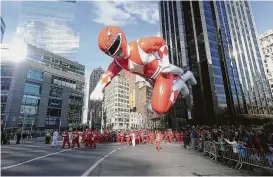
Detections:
[1, 145, 52, 149]
[81, 149, 117, 177]
[0, 149, 71, 171]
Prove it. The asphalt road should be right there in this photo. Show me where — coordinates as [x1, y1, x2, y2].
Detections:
[0, 141, 262, 176]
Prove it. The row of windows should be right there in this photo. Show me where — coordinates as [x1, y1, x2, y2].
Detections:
[20, 105, 39, 116]
[22, 117, 37, 125]
[51, 76, 77, 90]
[1, 93, 8, 103]
[45, 117, 60, 126]
[24, 81, 42, 95]
[1, 78, 11, 90]
[69, 93, 83, 102]
[49, 86, 63, 97]
[217, 96, 227, 104]
[215, 86, 226, 94]
[27, 69, 43, 81]
[1, 65, 13, 76]
[47, 108, 62, 117]
[22, 95, 40, 106]
[213, 67, 222, 76]
[48, 98, 62, 108]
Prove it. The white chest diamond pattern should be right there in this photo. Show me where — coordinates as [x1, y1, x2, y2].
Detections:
[129, 60, 144, 74]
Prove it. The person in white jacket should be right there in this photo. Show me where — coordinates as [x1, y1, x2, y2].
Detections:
[132, 132, 136, 147]
[51, 130, 59, 147]
[224, 138, 238, 153]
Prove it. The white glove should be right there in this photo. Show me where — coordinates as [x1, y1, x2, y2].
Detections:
[90, 88, 104, 101]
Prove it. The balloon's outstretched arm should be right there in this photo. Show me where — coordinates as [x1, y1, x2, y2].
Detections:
[90, 61, 122, 101]
[97, 61, 122, 89]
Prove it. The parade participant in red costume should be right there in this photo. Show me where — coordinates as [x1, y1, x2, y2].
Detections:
[62, 130, 70, 148]
[169, 131, 173, 143]
[71, 129, 80, 148]
[84, 128, 91, 148]
[126, 133, 131, 145]
[90, 26, 197, 116]
[120, 131, 124, 145]
[155, 131, 161, 152]
[140, 132, 144, 144]
[91, 131, 96, 149]
[176, 132, 182, 142]
[151, 132, 155, 144]
[136, 132, 140, 145]
[117, 131, 121, 144]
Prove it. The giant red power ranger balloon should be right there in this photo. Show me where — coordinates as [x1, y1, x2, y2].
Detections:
[90, 26, 197, 115]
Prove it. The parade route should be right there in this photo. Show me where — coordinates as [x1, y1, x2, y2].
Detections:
[1, 142, 254, 176]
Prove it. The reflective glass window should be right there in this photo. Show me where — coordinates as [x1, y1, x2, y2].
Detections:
[27, 69, 43, 81]
[47, 108, 62, 117]
[215, 86, 225, 94]
[49, 86, 63, 97]
[45, 117, 60, 126]
[22, 117, 36, 125]
[22, 95, 40, 105]
[1, 78, 11, 90]
[1, 65, 13, 76]
[24, 82, 41, 95]
[20, 105, 38, 115]
[48, 98, 62, 108]
[1, 93, 8, 103]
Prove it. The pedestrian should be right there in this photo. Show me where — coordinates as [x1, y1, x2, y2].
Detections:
[16, 130, 21, 144]
[183, 130, 190, 148]
[52, 129, 59, 147]
[45, 131, 51, 144]
[191, 127, 197, 150]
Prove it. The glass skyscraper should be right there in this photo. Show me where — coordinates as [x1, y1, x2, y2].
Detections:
[159, 1, 273, 125]
[15, 1, 80, 60]
[1, 17, 5, 43]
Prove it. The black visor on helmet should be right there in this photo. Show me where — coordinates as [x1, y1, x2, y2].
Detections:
[105, 35, 121, 56]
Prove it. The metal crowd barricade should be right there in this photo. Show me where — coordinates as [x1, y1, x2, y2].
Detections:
[237, 146, 273, 170]
[202, 141, 273, 171]
[202, 141, 217, 161]
[221, 144, 242, 169]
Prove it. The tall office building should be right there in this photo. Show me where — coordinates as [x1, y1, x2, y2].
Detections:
[129, 112, 144, 130]
[1, 44, 85, 131]
[87, 67, 104, 129]
[260, 30, 273, 96]
[159, 1, 273, 125]
[15, 1, 80, 60]
[135, 81, 159, 120]
[120, 70, 137, 111]
[104, 74, 130, 130]
[1, 17, 5, 43]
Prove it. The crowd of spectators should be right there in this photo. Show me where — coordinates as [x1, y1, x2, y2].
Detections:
[183, 124, 273, 170]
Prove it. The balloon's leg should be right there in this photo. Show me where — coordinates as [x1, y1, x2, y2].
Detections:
[169, 64, 184, 75]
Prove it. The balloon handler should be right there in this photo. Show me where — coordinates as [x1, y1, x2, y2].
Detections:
[45, 132, 51, 144]
[90, 26, 197, 115]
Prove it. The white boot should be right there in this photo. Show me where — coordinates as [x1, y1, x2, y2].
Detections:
[181, 71, 197, 85]
[173, 79, 189, 96]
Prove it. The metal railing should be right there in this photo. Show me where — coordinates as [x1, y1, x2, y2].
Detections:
[201, 141, 273, 171]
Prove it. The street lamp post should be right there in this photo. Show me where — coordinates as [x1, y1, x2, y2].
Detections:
[58, 118, 61, 135]
[100, 103, 103, 133]
[20, 116, 25, 140]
